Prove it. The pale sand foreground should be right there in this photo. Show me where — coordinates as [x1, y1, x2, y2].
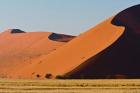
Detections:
[0, 79, 140, 93]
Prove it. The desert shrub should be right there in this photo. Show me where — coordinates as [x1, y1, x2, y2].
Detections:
[56, 75, 71, 79]
[36, 74, 40, 78]
[56, 75, 64, 79]
[45, 73, 52, 79]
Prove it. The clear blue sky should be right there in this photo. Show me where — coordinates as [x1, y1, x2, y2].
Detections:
[0, 0, 140, 35]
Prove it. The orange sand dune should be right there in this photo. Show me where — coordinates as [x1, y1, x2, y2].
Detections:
[1, 4, 140, 79]
[0, 29, 74, 78]
[60, 4, 140, 79]
[14, 17, 124, 79]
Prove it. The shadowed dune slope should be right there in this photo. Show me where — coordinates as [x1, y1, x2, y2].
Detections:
[0, 29, 74, 77]
[48, 33, 75, 42]
[10, 29, 26, 34]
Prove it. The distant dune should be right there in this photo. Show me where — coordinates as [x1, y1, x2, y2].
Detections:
[0, 5, 140, 79]
[0, 29, 75, 78]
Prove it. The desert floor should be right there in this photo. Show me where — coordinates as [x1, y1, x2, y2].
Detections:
[0, 79, 139, 93]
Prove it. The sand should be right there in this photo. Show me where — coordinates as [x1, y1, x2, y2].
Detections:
[14, 17, 124, 79]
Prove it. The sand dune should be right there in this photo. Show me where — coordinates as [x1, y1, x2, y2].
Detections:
[0, 29, 74, 78]
[1, 5, 140, 79]
[14, 17, 124, 79]
[65, 4, 140, 79]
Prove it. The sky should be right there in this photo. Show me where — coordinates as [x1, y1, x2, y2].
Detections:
[0, 0, 140, 35]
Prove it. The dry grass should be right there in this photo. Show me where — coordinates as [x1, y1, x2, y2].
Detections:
[0, 79, 140, 93]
